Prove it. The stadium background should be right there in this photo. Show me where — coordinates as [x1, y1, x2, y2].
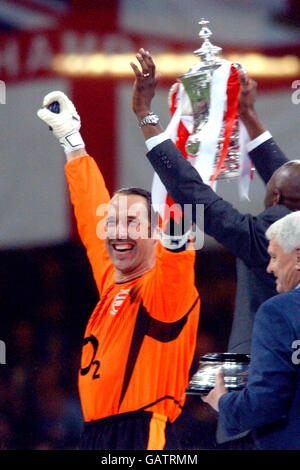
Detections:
[0, 0, 299, 449]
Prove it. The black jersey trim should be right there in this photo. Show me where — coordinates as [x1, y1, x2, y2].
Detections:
[118, 296, 200, 408]
[137, 395, 184, 412]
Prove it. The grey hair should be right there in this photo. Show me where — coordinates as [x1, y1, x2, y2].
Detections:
[266, 211, 300, 253]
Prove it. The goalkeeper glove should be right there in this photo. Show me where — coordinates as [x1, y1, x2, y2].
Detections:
[160, 217, 192, 252]
[37, 91, 85, 155]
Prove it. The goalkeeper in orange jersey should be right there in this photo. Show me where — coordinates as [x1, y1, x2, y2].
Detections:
[37, 87, 200, 450]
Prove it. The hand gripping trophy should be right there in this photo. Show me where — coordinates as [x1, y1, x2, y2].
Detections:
[167, 19, 249, 185]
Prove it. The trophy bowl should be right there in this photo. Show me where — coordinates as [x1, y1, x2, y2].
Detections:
[186, 352, 250, 396]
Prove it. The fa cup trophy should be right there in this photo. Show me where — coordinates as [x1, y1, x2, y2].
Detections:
[174, 19, 243, 179]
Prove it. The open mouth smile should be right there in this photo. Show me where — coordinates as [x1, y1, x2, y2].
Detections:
[111, 242, 135, 253]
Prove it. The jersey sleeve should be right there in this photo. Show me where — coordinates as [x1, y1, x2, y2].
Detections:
[65, 155, 114, 296]
[249, 138, 288, 185]
[144, 242, 199, 323]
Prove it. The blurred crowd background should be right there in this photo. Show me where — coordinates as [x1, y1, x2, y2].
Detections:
[0, 0, 299, 450]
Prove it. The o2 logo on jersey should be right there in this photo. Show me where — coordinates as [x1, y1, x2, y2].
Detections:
[80, 335, 100, 379]
[110, 289, 130, 316]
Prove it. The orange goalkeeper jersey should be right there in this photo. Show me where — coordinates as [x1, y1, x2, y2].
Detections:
[65, 155, 200, 424]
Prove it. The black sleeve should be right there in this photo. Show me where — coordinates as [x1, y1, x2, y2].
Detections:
[147, 139, 286, 267]
[249, 138, 288, 185]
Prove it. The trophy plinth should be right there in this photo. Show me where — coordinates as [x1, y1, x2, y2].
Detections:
[186, 353, 250, 396]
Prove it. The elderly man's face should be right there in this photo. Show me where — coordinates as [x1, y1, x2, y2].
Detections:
[267, 236, 299, 293]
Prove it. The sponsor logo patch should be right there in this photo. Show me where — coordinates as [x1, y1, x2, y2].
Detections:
[110, 289, 130, 315]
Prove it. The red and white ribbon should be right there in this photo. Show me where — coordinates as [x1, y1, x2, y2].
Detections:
[151, 60, 252, 222]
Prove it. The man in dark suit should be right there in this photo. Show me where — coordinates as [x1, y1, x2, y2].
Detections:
[202, 211, 300, 449]
[130, 48, 300, 356]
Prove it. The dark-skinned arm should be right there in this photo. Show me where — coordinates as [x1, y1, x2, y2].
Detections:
[238, 71, 288, 183]
[130, 49, 277, 267]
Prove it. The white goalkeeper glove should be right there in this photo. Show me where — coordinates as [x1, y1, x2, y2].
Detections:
[37, 91, 85, 155]
[159, 217, 192, 252]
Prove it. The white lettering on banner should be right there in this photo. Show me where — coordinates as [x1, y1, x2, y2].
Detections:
[0, 31, 138, 81]
[62, 31, 99, 54]
[0, 32, 99, 79]
[101, 33, 135, 53]
[0, 40, 19, 77]
[26, 35, 54, 73]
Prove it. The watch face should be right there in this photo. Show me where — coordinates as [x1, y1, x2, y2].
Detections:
[149, 115, 159, 125]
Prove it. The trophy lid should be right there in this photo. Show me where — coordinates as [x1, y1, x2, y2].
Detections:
[181, 18, 223, 79]
[193, 19, 222, 64]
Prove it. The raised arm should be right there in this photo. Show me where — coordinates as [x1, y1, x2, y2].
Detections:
[238, 71, 288, 183]
[130, 50, 279, 267]
[37, 92, 113, 296]
[130, 49, 288, 181]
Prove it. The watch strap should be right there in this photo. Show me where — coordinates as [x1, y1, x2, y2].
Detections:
[138, 112, 160, 128]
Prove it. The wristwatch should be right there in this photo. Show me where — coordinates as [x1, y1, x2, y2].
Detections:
[138, 112, 160, 128]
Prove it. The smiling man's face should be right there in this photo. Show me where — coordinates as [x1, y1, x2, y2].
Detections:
[105, 193, 157, 280]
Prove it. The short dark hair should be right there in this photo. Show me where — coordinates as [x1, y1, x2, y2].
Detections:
[113, 187, 158, 234]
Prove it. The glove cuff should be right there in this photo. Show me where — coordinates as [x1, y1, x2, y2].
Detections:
[59, 131, 85, 155]
[160, 229, 191, 251]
